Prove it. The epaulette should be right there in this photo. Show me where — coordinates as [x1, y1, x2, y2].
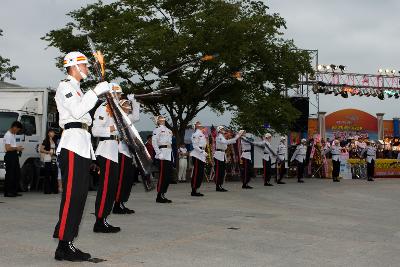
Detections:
[61, 78, 71, 82]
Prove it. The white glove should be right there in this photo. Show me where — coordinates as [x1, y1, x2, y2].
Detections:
[93, 81, 110, 96]
[158, 153, 165, 160]
[127, 94, 135, 101]
[238, 130, 245, 136]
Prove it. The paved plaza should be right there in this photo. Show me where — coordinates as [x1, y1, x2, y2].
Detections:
[1, 178, 400, 266]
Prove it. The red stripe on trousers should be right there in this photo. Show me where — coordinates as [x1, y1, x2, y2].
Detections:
[59, 151, 74, 240]
[215, 160, 219, 185]
[157, 160, 164, 192]
[244, 159, 247, 185]
[116, 154, 125, 202]
[263, 160, 266, 183]
[98, 159, 110, 218]
[192, 159, 198, 189]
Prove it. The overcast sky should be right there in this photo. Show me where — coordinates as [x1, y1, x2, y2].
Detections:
[0, 0, 399, 130]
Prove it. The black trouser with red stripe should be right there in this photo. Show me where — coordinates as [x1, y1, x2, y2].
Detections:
[115, 153, 136, 203]
[262, 159, 272, 184]
[332, 159, 340, 178]
[367, 159, 375, 179]
[95, 156, 118, 220]
[296, 160, 305, 180]
[54, 149, 91, 241]
[214, 158, 225, 187]
[277, 160, 286, 182]
[157, 159, 172, 194]
[241, 158, 253, 186]
[191, 157, 205, 191]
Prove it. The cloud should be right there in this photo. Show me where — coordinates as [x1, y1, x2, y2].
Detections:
[0, 0, 398, 130]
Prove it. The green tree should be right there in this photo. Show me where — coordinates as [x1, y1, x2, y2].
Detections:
[0, 29, 19, 81]
[42, 0, 312, 142]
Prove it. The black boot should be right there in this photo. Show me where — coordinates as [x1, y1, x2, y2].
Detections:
[93, 218, 121, 233]
[264, 182, 274, 186]
[121, 203, 135, 214]
[112, 202, 127, 214]
[55, 241, 91, 262]
[298, 179, 304, 183]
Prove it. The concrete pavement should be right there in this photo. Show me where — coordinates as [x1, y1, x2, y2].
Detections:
[1, 178, 400, 267]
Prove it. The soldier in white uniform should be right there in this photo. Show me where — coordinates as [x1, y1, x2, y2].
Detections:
[152, 115, 174, 203]
[241, 133, 254, 189]
[213, 126, 244, 192]
[113, 95, 140, 214]
[362, 140, 376, 181]
[53, 51, 110, 261]
[91, 83, 122, 233]
[252, 133, 276, 186]
[290, 138, 307, 183]
[190, 121, 207, 196]
[325, 139, 342, 182]
[276, 136, 287, 184]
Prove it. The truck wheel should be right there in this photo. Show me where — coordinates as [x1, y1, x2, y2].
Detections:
[20, 162, 35, 192]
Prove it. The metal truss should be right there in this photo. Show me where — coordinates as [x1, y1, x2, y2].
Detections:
[303, 71, 400, 91]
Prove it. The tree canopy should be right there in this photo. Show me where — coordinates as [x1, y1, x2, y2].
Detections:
[0, 29, 19, 81]
[42, 0, 313, 141]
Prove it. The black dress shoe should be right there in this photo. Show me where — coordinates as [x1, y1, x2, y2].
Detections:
[93, 219, 121, 233]
[16, 193, 23, 196]
[298, 180, 304, 183]
[170, 181, 178, 184]
[156, 196, 169, 203]
[112, 203, 127, 214]
[121, 203, 135, 214]
[4, 193, 17, 197]
[264, 183, 274, 186]
[55, 241, 91, 262]
[216, 187, 228, 192]
[368, 178, 374, 181]
[191, 192, 204, 197]
[277, 181, 286, 184]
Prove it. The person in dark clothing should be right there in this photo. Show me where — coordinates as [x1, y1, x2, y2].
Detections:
[40, 129, 58, 194]
[3, 121, 24, 197]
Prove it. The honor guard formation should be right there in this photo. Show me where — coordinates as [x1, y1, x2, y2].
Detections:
[2, 51, 379, 263]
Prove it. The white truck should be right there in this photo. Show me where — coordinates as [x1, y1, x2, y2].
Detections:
[0, 81, 57, 191]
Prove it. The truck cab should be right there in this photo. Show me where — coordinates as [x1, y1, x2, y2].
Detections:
[0, 81, 57, 191]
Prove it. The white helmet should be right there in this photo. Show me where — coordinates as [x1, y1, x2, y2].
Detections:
[301, 138, 307, 143]
[216, 126, 224, 132]
[63, 51, 89, 80]
[193, 121, 202, 129]
[63, 52, 89, 67]
[280, 136, 286, 141]
[264, 133, 272, 139]
[109, 82, 123, 94]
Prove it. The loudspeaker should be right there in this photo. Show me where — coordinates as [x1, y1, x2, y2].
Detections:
[289, 97, 309, 132]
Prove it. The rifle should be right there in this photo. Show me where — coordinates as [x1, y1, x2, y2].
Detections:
[87, 37, 155, 191]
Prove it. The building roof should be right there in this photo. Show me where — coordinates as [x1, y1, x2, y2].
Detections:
[0, 81, 22, 88]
